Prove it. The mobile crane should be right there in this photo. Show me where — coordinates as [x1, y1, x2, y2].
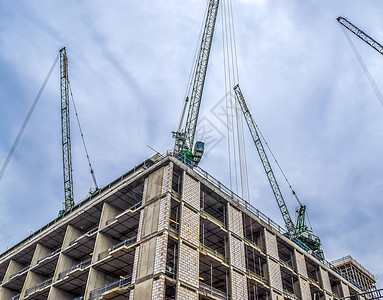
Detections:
[172, 0, 220, 167]
[234, 84, 323, 258]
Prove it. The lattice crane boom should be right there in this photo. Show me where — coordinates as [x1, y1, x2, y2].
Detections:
[173, 0, 220, 165]
[59, 47, 74, 214]
[234, 84, 323, 255]
[337, 17, 383, 56]
[233, 84, 295, 236]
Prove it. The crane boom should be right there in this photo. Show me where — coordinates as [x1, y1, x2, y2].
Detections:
[337, 17, 383, 56]
[59, 47, 74, 214]
[233, 84, 295, 236]
[174, 0, 220, 163]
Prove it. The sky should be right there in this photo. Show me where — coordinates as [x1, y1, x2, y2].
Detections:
[1, 0, 382, 289]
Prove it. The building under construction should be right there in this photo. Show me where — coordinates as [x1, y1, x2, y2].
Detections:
[0, 154, 377, 300]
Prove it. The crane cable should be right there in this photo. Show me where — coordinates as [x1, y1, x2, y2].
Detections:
[339, 24, 383, 109]
[0, 53, 59, 182]
[68, 82, 99, 190]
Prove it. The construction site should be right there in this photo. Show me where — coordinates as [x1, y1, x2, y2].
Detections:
[0, 1, 382, 300]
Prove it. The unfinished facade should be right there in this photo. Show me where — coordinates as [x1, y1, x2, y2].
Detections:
[0, 154, 370, 299]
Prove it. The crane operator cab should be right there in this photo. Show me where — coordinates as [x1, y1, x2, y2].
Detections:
[193, 141, 205, 166]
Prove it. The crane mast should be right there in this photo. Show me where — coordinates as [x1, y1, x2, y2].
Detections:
[233, 84, 322, 256]
[337, 17, 383, 56]
[59, 47, 74, 215]
[173, 0, 220, 165]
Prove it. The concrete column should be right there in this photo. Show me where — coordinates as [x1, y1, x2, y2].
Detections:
[98, 202, 121, 230]
[48, 286, 74, 300]
[340, 281, 350, 298]
[3, 259, 24, 283]
[319, 267, 332, 293]
[83, 267, 115, 300]
[20, 271, 45, 298]
[61, 224, 83, 250]
[0, 286, 18, 299]
[30, 244, 50, 268]
[52, 253, 76, 282]
[298, 276, 312, 300]
[294, 249, 308, 278]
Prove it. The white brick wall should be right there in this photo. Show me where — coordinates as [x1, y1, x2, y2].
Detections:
[299, 277, 311, 300]
[231, 269, 248, 300]
[264, 229, 279, 260]
[161, 163, 173, 194]
[182, 173, 200, 210]
[178, 242, 199, 289]
[177, 285, 198, 300]
[158, 194, 171, 232]
[295, 250, 308, 278]
[268, 257, 283, 291]
[228, 205, 244, 237]
[180, 204, 200, 247]
[151, 276, 165, 299]
[131, 245, 140, 284]
[153, 233, 168, 275]
[229, 235, 246, 272]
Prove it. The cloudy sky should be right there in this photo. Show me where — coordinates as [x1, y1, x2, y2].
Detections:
[1, 0, 382, 288]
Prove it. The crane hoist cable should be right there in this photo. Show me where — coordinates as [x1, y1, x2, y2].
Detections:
[337, 21, 383, 109]
[68, 82, 99, 190]
[0, 53, 59, 182]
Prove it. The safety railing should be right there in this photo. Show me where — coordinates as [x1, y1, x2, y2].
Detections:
[199, 243, 227, 263]
[199, 281, 230, 300]
[98, 236, 137, 260]
[36, 248, 61, 265]
[25, 277, 53, 297]
[106, 201, 142, 226]
[165, 265, 177, 279]
[89, 274, 132, 300]
[69, 227, 98, 247]
[331, 255, 375, 280]
[72, 296, 84, 300]
[57, 258, 92, 280]
[11, 294, 20, 300]
[9, 265, 30, 280]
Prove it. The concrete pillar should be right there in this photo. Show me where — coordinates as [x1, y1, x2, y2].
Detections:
[20, 271, 45, 298]
[0, 286, 18, 299]
[3, 259, 24, 283]
[30, 244, 50, 268]
[340, 281, 350, 298]
[52, 253, 76, 282]
[98, 202, 121, 230]
[298, 276, 312, 300]
[319, 267, 332, 293]
[83, 267, 115, 300]
[61, 224, 83, 250]
[48, 286, 74, 300]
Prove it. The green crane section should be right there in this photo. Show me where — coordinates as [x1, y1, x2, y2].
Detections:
[233, 84, 323, 257]
[173, 0, 220, 167]
[59, 47, 74, 216]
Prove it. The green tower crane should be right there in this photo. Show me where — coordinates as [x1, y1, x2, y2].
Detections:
[172, 0, 220, 167]
[234, 84, 323, 258]
[58, 47, 74, 216]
